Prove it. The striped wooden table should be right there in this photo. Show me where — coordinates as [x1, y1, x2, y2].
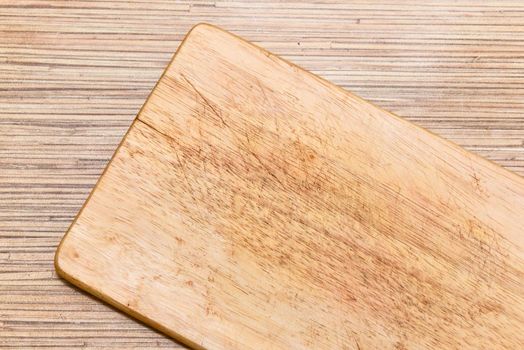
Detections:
[1, 1, 523, 348]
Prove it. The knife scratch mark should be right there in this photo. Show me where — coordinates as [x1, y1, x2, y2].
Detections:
[181, 73, 228, 127]
[181, 73, 285, 188]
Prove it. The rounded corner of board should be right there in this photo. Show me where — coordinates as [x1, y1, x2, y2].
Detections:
[182, 23, 230, 45]
[54, 223, 81, 284]
[188, 22, 217, 34]
[54, 238, 72, 280]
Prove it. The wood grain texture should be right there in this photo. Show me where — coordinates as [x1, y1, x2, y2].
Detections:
[55, 24, 524, 349]
[2, 1, 524, 349]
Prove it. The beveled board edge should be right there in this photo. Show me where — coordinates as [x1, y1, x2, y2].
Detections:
[54, 22, 524, 349]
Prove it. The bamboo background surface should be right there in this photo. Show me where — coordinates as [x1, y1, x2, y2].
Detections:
[1, 1, 524, 348]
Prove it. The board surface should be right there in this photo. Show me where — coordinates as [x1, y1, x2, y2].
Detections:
[56, 24, 524, 349]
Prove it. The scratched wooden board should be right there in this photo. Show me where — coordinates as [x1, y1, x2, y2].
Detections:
[3, 1, 524, 349]
[54, 24, 524, 349]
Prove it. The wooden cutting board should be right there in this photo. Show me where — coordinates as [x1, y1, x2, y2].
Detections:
[55, 24, 524, 349]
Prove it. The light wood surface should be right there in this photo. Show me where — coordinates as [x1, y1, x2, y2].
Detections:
[2, 1, 524, 349]
[56, 24, 524, 349]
